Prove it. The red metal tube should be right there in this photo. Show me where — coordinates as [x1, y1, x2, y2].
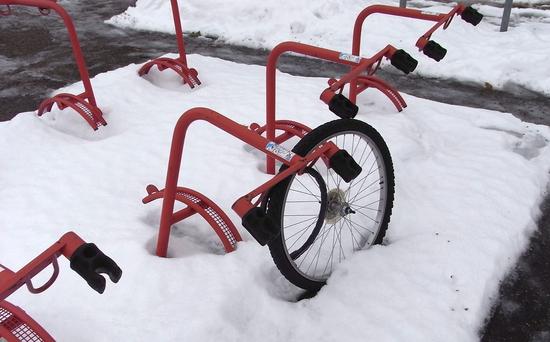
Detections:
[0, 232, 85, 302]
[264, 41, 399, 174]
[154, 107, 344, 256]
[0, 0, 97, 106]
[156, 107, 307, 256]
[0, 300, 55, 342]
[170, 0, 188, 66]
[352, 5, 446, 56]
[349, 4, 464, 103]
[265, 41, 367, 174]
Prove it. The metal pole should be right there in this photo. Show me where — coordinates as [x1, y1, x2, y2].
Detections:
[500, 0, 513, 32]
[399, 0, 407, 8]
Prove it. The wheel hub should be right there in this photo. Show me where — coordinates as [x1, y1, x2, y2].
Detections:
[325, 188, 355, 224]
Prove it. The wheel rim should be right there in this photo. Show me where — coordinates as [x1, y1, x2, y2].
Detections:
[280, 130, 389, 282]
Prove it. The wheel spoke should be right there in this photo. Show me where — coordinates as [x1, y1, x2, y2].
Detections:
[294, 176, 321, 200]
[289, 188, 321, 200]
[283, 216, 317, 230]
[347, 159, 378, 203]
[347, 217, 375, 235]
[351, 187, 381, 204]
[287, 219, 317, 250]
[270, 122, 393, 289]
[343, 217, 361, 251]
[303, 222, 334, 272]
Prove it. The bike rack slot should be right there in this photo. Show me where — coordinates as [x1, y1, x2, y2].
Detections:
[138, 0, 201, 88]
[143, 184, 242, 253]
[257, 3, 482, 174]
[249, 120, 311, 145]
[0, 301, 55, 342]
[143, 107, 342, 257]
[262, 41, 400, 174]
[0, 0, 105, 130]
[354, 76, 407, 111]
[0, 232, 122, 341]
[349, 3, 481, 103]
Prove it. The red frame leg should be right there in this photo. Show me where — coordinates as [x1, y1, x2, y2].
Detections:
[0, 0, 105, 130]
[138, 0, 201, 88]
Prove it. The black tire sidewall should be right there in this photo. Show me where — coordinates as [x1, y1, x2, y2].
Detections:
[267, 119, 395, 291]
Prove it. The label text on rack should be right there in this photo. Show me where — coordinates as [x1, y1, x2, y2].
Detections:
[266, 142, 294, 161]
[339, 53, 362, 64]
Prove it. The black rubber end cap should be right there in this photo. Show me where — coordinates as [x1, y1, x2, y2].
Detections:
[461, 6, 483, 26]
[70, 243, 122, 294]
[423, 40, 447, 62]
[242, 207, 280, 246]
[328, 94, 359, 119]
[391, 49, 418, 75]
[329, 150, 362, 183]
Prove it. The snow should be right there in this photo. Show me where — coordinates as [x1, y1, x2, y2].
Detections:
[107, 0, 550, 96]
[1, 54, 550, 341]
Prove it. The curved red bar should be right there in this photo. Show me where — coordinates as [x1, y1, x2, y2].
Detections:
[138, 0, 201, 87]
[0, 232, 85, 302]
[0, 0, 103, 129]
[264, 41, 398, 174]
[349, 4, 466, 103]
[149, 107, 341, 257]
[143, 185, 242, 253]
[0, 0, 96, 106]
[0, 300, 55, 342]
[154, 107, 300, 256]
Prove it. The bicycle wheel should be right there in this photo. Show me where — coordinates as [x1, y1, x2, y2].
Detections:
[266, 119, 394, 291]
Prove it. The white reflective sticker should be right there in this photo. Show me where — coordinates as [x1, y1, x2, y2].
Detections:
[266, 142, 294, 161]
[339, 52, 361, 64]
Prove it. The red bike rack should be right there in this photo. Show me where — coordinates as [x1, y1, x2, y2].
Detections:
[0, 0, 106, 130]
[138, 0, 201, 88]
[259, 41, 406, 174]
[255, 3, 482, 174]
[0, 301, 54, 342]
[0, 232, 122, 342]
[348, 3, 481, 103]
[143, 107, 350, 257]
[144, 3, 484, 248]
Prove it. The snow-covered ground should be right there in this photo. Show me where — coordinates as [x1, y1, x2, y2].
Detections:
[107, 0, 550, 96]
[1, 54, 550, 341]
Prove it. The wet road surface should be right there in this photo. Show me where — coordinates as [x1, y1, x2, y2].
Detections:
[1, 1, 550, 340]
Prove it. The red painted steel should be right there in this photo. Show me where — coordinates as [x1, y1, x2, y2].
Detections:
[0, 301, 55, 342]
[260, 4, 474, 174]
[0, 232, 85, 302]
[0, 232, 120, 341]
[143, 184, 242, 253]
[0, 232, 84, 341]
[262, 41, 400, 174]
[143, 107, 340, 257]
[349, 4, 467, 103]
[138, 0, 201, 88]
[0, 0, 105, 130]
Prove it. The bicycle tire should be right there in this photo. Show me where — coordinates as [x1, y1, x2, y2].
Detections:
[266, 119, 395, 291]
